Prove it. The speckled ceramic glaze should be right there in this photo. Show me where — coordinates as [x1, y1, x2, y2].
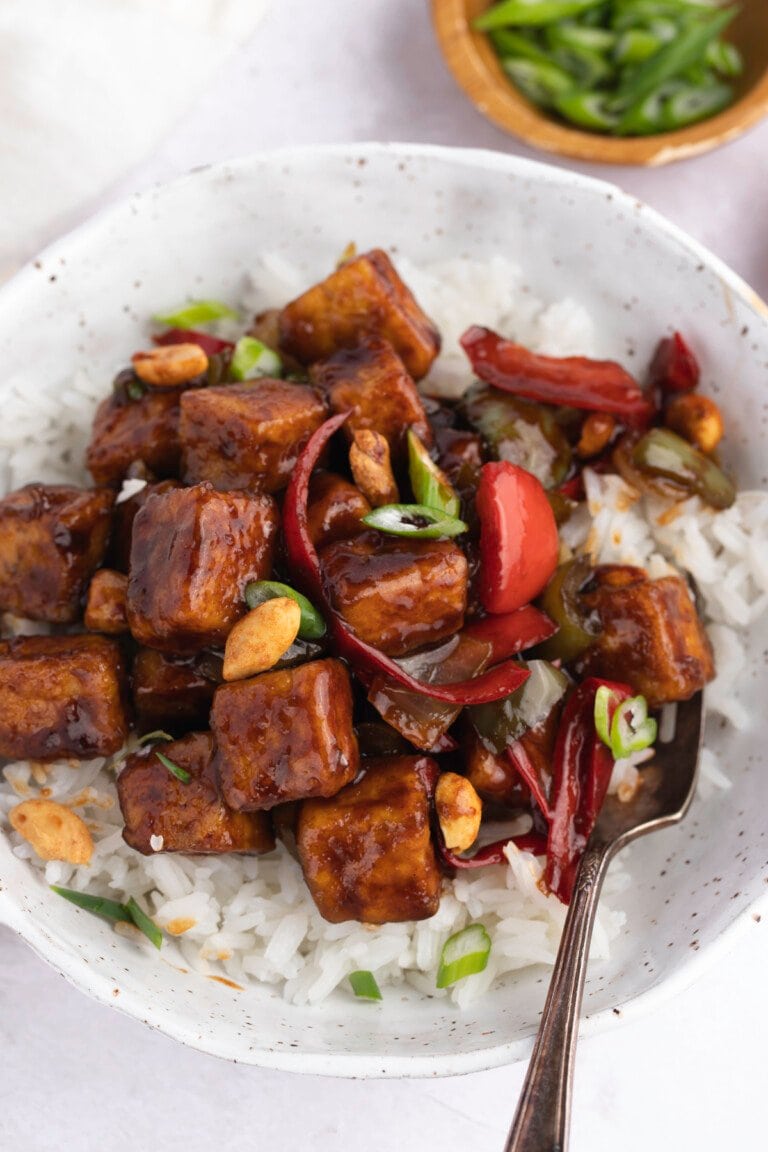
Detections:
[0, 145, 766, 1076]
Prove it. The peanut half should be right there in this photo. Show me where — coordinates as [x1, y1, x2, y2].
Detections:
[664, 393, 724, 455]
[9, 798, 93, 864]
[132, 342, 208, 388]
[223, 597, 301, 681]
[435, 772, 482, 853]
[349, 429, 399, 508]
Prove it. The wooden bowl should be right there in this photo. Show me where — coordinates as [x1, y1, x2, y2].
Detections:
[432, 0, 768, 165]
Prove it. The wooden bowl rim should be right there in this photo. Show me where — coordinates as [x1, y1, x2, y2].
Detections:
[432, 0, 768, 166]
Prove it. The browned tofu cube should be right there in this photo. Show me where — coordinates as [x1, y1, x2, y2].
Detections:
[307, 470, 370, 549]
[131, 648, 219, 730]
[279, 249, 440, 380]
[297, 755, 441, 924]
[319, 530, 467, 657]
[107, 480, 180, 573]
[84, 569, 128, 634]
[212, 658, 359, 811]
[117, 732, 274, 856]
[179, 379, 327, 492]
[0, 634, 128, 761]
[86, 386, 182, 487]
[311, 337, 432, 462]
[580, 571, 715, 706]
[0, 484, 114, 623]
[127, 483, 278, 652]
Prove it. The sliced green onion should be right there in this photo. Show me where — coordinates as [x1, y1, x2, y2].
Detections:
[706, 38, 743, 78]
[137, 730, 174, 746]
[361, 504, 468, 540]
[407, 429, 460, 517]
[348, 970, 383, 1001]
[614, 27, 668, 66]
[547, 21, 615, 53]
[126, 379, 146, 402]
[155, 750, 191, 784]
[502, 57, 574, 106]
[474, 0, 605, 31]
[661, 79, 733, 130]
[244, 580, 326, 640]
[610, 696, 657, 759]
[436, 924, 492, 989]
[553, 90, 619, 131]
[126, 896, 163, 950]
[230, 336, 283, 381]
[490, 27, 555, 66]
[153, 299, 238, 328]
[593, 684, 615, 748]
[51, 886, 130, 923]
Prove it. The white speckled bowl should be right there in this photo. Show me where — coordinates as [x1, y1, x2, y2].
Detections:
[0, 144, 766, 1076]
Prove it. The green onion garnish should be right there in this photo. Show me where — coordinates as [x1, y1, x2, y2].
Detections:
[126, 379, 146, 402]
[155, 750, 191, 784]
[244, 580, 326, 640]
[348, 970, 383, 1001]
[594, 688, 657, 760]
[230, 336, 283, 381]
[138, 730, 174, 746]
[51, 886, 132, 923]
[153, 299, 238, 329]
[437, 924, 492, 989]
[126, 897, 163, 950]
[362, 503, 468, 540]
[407, 429, 460, 518]
[51, 887, 164, 950]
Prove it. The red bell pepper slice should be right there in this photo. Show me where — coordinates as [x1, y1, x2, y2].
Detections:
[543, 677, 634, 903]
[649, 331, 700, 394]
[461, 604, 558, 664]
[153, 327, 235, 357]
[476, 461, 559, 616]
[461, 326, 655, 427]
[282, 414, 531, 705]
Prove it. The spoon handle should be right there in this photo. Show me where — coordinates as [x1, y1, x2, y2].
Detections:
[505, 843, 613, 1152]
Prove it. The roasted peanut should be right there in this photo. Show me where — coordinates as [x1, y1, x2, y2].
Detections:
[132, 343, 208, 388]
[349, 429, 399, 508]
[435, 772, 482, 853]
[222, 597, 301, 681]
[84, 569, 129, 634]
[576, 412, 616, 459]
[664, 393, 724, 454]
[9, 798, 93, 864]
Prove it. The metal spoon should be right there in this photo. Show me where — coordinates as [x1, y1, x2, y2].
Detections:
[505, 690, 705, 1152]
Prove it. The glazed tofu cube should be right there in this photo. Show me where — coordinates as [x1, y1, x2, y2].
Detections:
[319, 530, 467, 657]
[84, 569, 128, 634]
[131, 648, 219, 731]
[307, 470, 370, 549]
[580, 571, 715, 706]
[0, 484, 114, 623]
[0, 634, 128, 761]
[126, 483, 278, 652]
[311, 337, 432, 462]
[117, 732, 274, 856]
[297, 755, 441, 924]
[179, 379, 327, 492]
[86, 386, 182, 487]
[279, 248, 440, 380]
[212, 658, 359, 811]
[106, 480, 180, 574]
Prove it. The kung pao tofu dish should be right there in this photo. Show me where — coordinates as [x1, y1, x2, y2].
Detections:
[1, 247, 732, 969]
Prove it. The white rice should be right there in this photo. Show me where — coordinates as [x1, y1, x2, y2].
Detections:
[1, 254, 765, 1007]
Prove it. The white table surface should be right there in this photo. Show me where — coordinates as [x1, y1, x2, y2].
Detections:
[2, 3, 767, 1149]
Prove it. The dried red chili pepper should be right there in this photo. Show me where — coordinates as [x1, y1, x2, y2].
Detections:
[282, 414, 531, 705]
[543, 676, 634, 903]
[649, 331, 699, 394]
[153, 327, 234, 357]
[461, 326, 655, 427]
